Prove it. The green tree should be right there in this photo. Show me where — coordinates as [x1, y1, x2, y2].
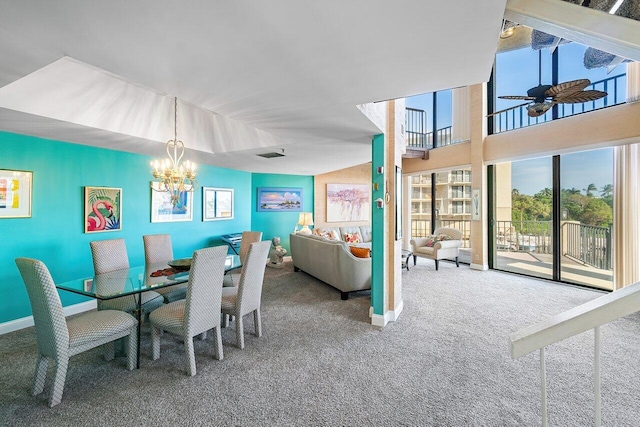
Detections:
[581, 198, 613, 226]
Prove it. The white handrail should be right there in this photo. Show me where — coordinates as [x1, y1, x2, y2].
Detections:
[510, 281, 640, 427]
[510, 281, 640, 359]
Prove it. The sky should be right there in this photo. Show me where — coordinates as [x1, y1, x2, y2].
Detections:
[511, 148, 613, 195]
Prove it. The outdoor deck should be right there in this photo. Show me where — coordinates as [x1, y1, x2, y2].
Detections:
[458, 249, 613, 291]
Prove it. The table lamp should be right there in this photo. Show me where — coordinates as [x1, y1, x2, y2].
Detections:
[297, 212, 314, 235]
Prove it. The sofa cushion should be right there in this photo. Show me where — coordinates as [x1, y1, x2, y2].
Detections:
[349, 246, 371, 258]
[358, 226, 372, 243]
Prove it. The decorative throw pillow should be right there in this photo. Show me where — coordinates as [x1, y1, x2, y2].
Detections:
[436, 234, 452, 242]
[344, 232, 362, 244]
[350, 246, 371, 258]
[318, 230, 332, 239]
[425, 236, 436, 247]
[329, 230, 340, 240]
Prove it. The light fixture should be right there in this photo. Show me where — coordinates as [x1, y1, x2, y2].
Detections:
[150, 97, 198, 206]
[500, 20, 518, 39]
[296, 212, 314, 235]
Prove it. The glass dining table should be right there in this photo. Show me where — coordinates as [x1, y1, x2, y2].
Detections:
[55, 254, 241, 368]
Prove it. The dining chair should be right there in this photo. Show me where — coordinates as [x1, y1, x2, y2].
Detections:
[149, 245, 228, 376]
[221, 240, 271, 349]
[15, 258, 138, 407]
[224, 230, 263, 287]
[90, 238, 164, 316]
[143, 234, 187, 303]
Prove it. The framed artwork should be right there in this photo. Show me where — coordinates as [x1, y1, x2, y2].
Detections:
[257, 187, 302, 212]
[472, 188, 481, 221]
[84, 186, 122, 233]
[151, 182, 193, 222]
[326, 183, 370, 222]
[0, 169, 32, 218]
[395, 166, 402, 240]
[203, 187, 234, 221]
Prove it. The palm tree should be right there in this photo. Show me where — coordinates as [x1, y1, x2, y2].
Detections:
[600, 184, 613, 198]
[583, 183, 597, 197]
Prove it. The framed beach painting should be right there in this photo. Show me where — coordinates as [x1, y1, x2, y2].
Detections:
[203, 187, 234, 221]
[151, 182, 193, 222]
[0, 169, 32, 218]
[257, 187, 303, 212]
[326, 183, 370, 222]
[84, 186, 122, 233]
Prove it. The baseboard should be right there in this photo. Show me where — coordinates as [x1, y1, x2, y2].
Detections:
[371, 313, 388, 327]
[0, 300, 97, 335]
[470, 263, 489, 271]
[388, 301, 404, 322]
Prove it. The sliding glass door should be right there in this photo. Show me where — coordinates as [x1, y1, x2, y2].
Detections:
[493, 158, 553, 279]
[491, 148, 614, 289]
[560, 149, 613, 290]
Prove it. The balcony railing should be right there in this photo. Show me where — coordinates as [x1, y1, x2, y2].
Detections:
[405, 107, 455, 149]
[493, 73, 626, 134]
[563, 222, 612, 270]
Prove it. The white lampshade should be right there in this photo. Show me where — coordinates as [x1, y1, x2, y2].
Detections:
[296, 212, 314, 234]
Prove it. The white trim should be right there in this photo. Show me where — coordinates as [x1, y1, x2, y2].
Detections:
[369, 306, 373, 318]
[0, 300, 97, 335]
[388, 301, 404, 322]
[371, 313, 388, 327]
[471, 263, 489, 271]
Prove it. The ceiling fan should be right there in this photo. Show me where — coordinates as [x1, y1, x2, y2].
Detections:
[493, 79, 608, 117]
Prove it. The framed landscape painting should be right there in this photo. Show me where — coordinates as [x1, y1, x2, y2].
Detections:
[0, 169, 32, 218]
[84, 186, 122, 233]
[257, 187, 302, 212]
[151, 182, 193, 222]
[326, 183, 370, 222]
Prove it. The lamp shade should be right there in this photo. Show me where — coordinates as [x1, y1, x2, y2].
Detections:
[296, 212, 314, 234]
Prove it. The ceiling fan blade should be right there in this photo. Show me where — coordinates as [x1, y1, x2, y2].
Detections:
[556, 90, 607, 104]
[498, 95, 535, 100]
[546, 79, 590, 97]
[487, 102, 530, 117]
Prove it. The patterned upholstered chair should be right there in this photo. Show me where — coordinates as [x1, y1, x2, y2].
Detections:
[90, 239, 164, 316]
[149, 245, 228, 376]
[143, 234, 187, 303]
[15, 258, 138, 407]
[221, 240, 271, 349]
[224, 230, 263, 287]
[410, 227, 463, 270]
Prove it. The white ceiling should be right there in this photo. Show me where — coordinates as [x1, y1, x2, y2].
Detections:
[0, 1, 508, 175]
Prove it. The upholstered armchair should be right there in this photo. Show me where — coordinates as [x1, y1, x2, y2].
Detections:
[410, 227, 463, 270]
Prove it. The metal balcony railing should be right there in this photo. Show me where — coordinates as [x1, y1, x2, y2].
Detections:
[493, 73, 626, 134]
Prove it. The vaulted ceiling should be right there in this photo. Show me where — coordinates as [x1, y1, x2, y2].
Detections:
[1, 1, 638, 176]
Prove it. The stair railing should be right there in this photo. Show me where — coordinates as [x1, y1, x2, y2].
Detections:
[509, 281, 640, 427]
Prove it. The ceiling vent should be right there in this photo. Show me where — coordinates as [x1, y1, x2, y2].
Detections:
[257, 151, 285, 159]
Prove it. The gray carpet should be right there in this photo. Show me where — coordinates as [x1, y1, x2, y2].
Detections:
[2, 259, 640, 426]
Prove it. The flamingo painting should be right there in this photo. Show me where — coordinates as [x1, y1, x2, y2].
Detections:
[84, 187, 122, 233]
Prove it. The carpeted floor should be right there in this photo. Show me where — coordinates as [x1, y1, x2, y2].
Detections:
[1, 259, 639, 426]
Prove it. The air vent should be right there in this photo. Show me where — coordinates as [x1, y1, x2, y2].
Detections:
[257, 152, 285, 159]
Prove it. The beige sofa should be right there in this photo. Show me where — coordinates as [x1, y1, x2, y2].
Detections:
[290, 232, 371, 300]
[410, 227, 463, 270]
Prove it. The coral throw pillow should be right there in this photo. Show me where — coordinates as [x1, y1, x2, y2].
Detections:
[436, 234, 452, 242]
[344, 233, 362, 244]
[350, 246, 371, 258]
[425, 236, 436, 247]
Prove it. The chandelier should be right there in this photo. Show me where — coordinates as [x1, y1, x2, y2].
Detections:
[150, 97, 198, 206]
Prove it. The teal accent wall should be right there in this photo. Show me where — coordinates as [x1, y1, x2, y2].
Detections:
[251, 173, 314, 253]
[371, 134, 385, 316]
[0, 131, 252, 324]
